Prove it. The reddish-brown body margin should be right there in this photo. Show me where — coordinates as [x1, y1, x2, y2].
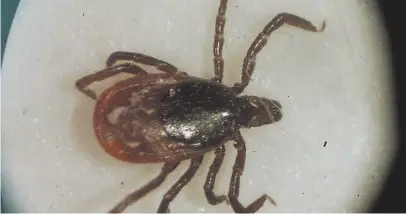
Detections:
[93, 72, 216, 163]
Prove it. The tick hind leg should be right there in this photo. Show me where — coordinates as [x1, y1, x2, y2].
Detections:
[106, 51, 185, 75]
[232, 13, 325, 94]
[228, 131, 277, 213]
[75, 63, 147, 100]
[211, 0, 228, 83]
[157, 156, 203, 213]
[108, 162, 180, 213]
[204, 145, 229, 205]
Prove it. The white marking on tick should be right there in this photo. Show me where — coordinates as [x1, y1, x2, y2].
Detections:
[125, 141, 141, 149]
[145, 109, 155, 115]
[105, 132, 115, 142]
[169, 88, 175, 97]
[107, 106, 127, 124]
[220, 111, 231, 117]
[249, 101, 259, 108]
[129, 92, 143, 105]
[140, 88, 150, 94]
[160, 130, 167, 137]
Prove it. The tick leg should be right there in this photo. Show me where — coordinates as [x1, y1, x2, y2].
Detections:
[204, 145, 229, 205]
[228, 131, 277, 213]
[212, 0, 228, 83]
[157, 156, 203, 213]
[75, 63, 147, 100]
[232, 13, 326, 94]
[108, 162, 180, 213]
[106, 51, 184, 74]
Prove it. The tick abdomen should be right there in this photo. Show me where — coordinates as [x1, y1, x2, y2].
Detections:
[93, 73, 190, 163]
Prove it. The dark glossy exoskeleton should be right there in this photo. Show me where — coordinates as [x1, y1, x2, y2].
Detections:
[75, 0, 325, 213]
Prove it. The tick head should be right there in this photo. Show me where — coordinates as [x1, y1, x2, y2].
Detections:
[236, 95, 282, 128]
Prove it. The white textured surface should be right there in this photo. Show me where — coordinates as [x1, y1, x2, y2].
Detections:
[2, 0, 396, 212]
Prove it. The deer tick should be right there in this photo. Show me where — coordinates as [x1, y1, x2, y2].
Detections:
[75, 0, 325, 212]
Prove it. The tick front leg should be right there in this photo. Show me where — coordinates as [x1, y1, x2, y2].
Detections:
[228, 131, 277, 213]
[108, 162, 180, 213]
[106, 51, 184, 75]
[75, 63, 147, 100]
[232, 13, 325, 94]
[204, 145, 229, 205]
[157, 156, 203, 213]
[211, 0, 228, 83]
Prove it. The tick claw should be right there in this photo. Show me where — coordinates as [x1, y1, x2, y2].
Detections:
[266, 195, 277, 206]
[318, 20, 326, 32]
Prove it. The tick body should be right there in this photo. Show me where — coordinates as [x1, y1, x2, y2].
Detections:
[75, 0, 325, 213]
[94, 73, 242, 163]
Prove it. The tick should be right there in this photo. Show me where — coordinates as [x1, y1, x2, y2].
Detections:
[75, 0, 325, 212]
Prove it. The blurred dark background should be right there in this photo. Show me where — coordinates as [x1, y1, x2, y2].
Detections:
[1, 2, 21, 212]
[369, 1, 405, 212]
[1, 0, 405, 212]
[1, 0, 20, 64]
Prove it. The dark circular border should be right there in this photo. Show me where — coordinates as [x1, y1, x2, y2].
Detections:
[369, 1, 406, 212]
